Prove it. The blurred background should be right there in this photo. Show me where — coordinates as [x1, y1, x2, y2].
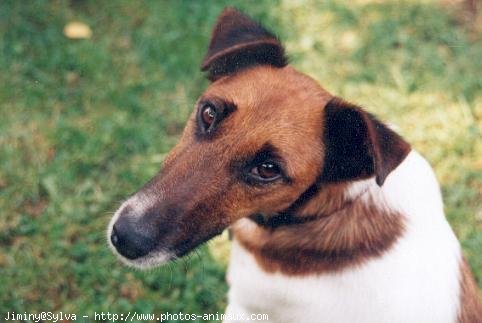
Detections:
[0, 0, 481, 321]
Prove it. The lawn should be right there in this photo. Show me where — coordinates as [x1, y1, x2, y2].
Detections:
[0, 0, 481, 321]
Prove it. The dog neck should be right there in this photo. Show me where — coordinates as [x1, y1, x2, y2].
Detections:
[232, 178, 406, 275]
[248, 186, 369, 229]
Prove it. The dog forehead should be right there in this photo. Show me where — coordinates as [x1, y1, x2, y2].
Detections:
[198, 66, 329, 153]
[198, 66, 326, 171]
[204, 65, 331, 116]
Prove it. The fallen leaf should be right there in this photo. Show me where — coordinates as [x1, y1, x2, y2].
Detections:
[63, 21, 92, 39]
[66, 71, 80, 86]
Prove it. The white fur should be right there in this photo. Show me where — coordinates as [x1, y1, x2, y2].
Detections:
[225, 151, 462, 323]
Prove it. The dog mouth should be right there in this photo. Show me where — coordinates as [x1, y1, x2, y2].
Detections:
[106, 199, 228, 269]
[172, 227, 226, 258]
[109, 246, 175, 270]
[106, 226, 223, 270]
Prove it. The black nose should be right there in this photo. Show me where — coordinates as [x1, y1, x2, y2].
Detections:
[110, 215, 157, 260]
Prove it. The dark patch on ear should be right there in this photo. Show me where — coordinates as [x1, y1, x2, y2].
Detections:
[201, 7, 287, 81]
[321, 98, 411, 186]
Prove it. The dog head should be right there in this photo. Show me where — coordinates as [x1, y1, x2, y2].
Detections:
[107, 8, 410, 268]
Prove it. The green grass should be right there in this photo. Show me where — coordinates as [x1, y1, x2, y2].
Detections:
[0, 0, 481, 321]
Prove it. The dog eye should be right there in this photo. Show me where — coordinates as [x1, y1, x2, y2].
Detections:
[250, 162, 282, 181]
[201, 105, 216, 128]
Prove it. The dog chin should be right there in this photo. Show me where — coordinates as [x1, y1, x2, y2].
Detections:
[119, 251, 173, 269]
[109, 242, 174, 269]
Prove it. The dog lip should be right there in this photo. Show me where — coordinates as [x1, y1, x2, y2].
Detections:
[174, 227, 226, 258]
[122, 252, 174, 269]
[110, 244, 175, 269]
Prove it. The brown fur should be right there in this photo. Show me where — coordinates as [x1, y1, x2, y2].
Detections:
[129, 9, 411, 274]
[118, 8, 412, 265]
[135, 66, 333, 256]
[111, 9, 481, 313]
[321, 98, 411, 186]
[458, 257, 482, 322]
[233, 181, 405, 275]
[201, 7, 287, 80]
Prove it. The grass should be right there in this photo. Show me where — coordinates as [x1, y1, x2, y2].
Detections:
[0, 0, 481, 321]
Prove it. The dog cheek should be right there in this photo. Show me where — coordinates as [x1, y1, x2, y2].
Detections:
[243, 187, 301, 215]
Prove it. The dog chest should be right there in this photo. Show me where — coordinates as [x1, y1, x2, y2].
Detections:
[227, 233, 460, 323]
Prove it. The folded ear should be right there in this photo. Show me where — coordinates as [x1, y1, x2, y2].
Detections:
[201, 7, 287, 81]
[321, 98, 411, 186]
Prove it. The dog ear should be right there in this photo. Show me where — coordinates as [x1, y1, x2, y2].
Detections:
[201, 7, 287, 81]
[321, 98, 410, 186]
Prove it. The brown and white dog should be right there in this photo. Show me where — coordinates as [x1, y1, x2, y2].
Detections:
[108, 8, 481, 323]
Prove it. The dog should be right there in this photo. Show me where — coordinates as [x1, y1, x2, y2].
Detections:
[107, 8, 481, 323]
